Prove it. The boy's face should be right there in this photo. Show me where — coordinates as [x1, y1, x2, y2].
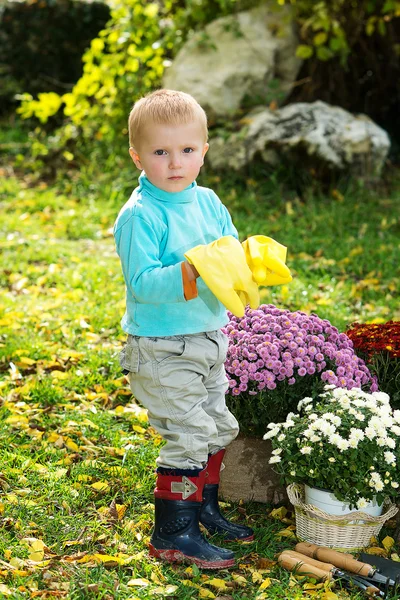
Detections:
[129, 121, 209, 193]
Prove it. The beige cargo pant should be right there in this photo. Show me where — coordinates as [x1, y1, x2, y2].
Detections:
[120, 330, 239, 470]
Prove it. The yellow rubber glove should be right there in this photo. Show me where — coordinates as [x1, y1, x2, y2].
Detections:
[242, 235, 292, 286]
[184, 236, 259, 318]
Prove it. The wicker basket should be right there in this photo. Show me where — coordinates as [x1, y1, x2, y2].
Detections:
[287, 483, 398, 553]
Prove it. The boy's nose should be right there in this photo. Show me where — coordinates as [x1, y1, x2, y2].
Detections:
[169, 154, 182, 169]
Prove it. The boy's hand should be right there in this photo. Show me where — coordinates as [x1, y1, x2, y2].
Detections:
[183, 261, 199, 281]
[242, 235, 292, 286]
[184, 236, 259, 318]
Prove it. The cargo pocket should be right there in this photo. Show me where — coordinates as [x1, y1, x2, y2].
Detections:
[119, 338, 139, 374]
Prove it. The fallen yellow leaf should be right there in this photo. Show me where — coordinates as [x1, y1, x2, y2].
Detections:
[382, 536, 395, 552]
[91, 481, 110, 492]
[259, 577, 271, 590]
[127, 578, 151, 587]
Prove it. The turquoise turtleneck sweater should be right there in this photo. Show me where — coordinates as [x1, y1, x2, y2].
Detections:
[113, 173, 238, 336]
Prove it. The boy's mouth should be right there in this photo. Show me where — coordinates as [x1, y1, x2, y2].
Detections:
[168, 176, 183, 180]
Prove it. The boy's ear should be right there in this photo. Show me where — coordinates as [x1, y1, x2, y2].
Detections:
[201, 143, 209, 165]
[129, 147, 143, 170]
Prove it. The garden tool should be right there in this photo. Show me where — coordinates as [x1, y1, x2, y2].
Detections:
[296, 543, 400, 595]
[241, 235, 292, 286]
[199, 449, 254, 541]
[149, 466, 236, 569]
[278, 550, 384, 597]
[184, 235, 259, 317]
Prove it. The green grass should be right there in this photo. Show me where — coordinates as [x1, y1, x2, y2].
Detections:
[0, 169, 399, 599]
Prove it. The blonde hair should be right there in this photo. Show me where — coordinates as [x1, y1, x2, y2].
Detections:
[128, 89, 208, 148]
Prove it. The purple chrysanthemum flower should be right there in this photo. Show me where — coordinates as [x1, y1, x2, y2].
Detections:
[222, 305, 377, 411]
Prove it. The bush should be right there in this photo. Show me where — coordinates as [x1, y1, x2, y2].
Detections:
[223, 304, 377, 437]
[346, 321, 400, 408]
[0, 0, 110, 113]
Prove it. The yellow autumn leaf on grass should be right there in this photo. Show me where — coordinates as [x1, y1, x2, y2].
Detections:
[21, 538, 45, 562]
[132, 425, 146, 434]
[127, 578, 151, 587]
[65, 438, 79, 451]
[382, 536, 395, 552]
[77, 554, 125, 565]
[204, 578, 229, 590]
[91, 481, 110, 492]
[259, 578, 271, 590]
[390, 554, 400, 564]
[365, 547, 388, 556]
[275, 527, 296, 538]
[321, 592, 339, 599]
[199, 588, 215, 598]
[269, 506, 287, 520]
[0, 584, 12, 596]
[153, 585, 179, 595]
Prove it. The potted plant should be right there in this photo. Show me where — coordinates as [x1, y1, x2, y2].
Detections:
[219, 304, 377, 503]
[265, 385, 400, 512]
[346, 321, 400, 408]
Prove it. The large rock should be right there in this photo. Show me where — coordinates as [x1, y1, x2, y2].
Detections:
[163, 3, 301, 118]
[207, 101, 391, 178]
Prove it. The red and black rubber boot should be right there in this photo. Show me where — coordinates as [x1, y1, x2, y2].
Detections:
[149, 467, 235, 569]
[199, 449, 254, 541]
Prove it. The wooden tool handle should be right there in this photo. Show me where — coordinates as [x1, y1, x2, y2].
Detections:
[283, 550, 335, 572]
[295, 543, 373, 577]
[278, 552, 331, 580]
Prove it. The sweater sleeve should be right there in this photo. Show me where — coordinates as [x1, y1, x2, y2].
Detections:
[114, 213, 185, 304]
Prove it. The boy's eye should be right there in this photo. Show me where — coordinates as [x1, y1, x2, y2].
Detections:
[183, 147, 193, 153]
[154, 149, 167, 155]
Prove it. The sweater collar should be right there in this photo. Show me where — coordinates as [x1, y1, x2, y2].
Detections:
[138, 172, 197, 204]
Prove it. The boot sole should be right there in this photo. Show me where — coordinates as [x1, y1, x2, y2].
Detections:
[149, 544, 235, 569]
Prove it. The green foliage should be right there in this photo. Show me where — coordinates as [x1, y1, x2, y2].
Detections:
[281, 0, 400, 65]
[0, 0, 110, 112]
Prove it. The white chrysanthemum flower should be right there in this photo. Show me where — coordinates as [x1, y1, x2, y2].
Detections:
[290, 470, 296, 476]
[328, 457, 336, 463]
[267, 422, 277, 429]
[272, 448, 283, 455]
[391, 482, 399, 489]
[304, 404, 313, 412]
[300, 446, 312, 455]
[277, 433, 286, 441]
[376, 437, 388, 447]
[357, 498, 368, 509]
[263, 428, 280, 440]
[340, 397, 351, 408]
[330, 416, 342, 427]
[373, 391, 390, 404]
[332, 386, 346, 396]
[269, 455, 282, 464]
[283, 420, 295, 429]
[365, 427, 377, 440]
[349, 428, 365, 442]
[391, 425, 400, 436]
[303, 429, 313, 438]
[337, 438, 350, 451]
[308, 414, 318, 421]
[353, 399, 367, 407]
[370, 472, 382, 482]
[349, 438, 359, 448]
[329, 433, 342, 446]
[385, 437, 396, 449]
[355, 412, 365, 421]
[310, 435, 321, 443]
[393, 410, 400, 424]
[374, 480, 384, 492]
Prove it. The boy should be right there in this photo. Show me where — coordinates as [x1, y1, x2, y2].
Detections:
[114, 89, 254, 570]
